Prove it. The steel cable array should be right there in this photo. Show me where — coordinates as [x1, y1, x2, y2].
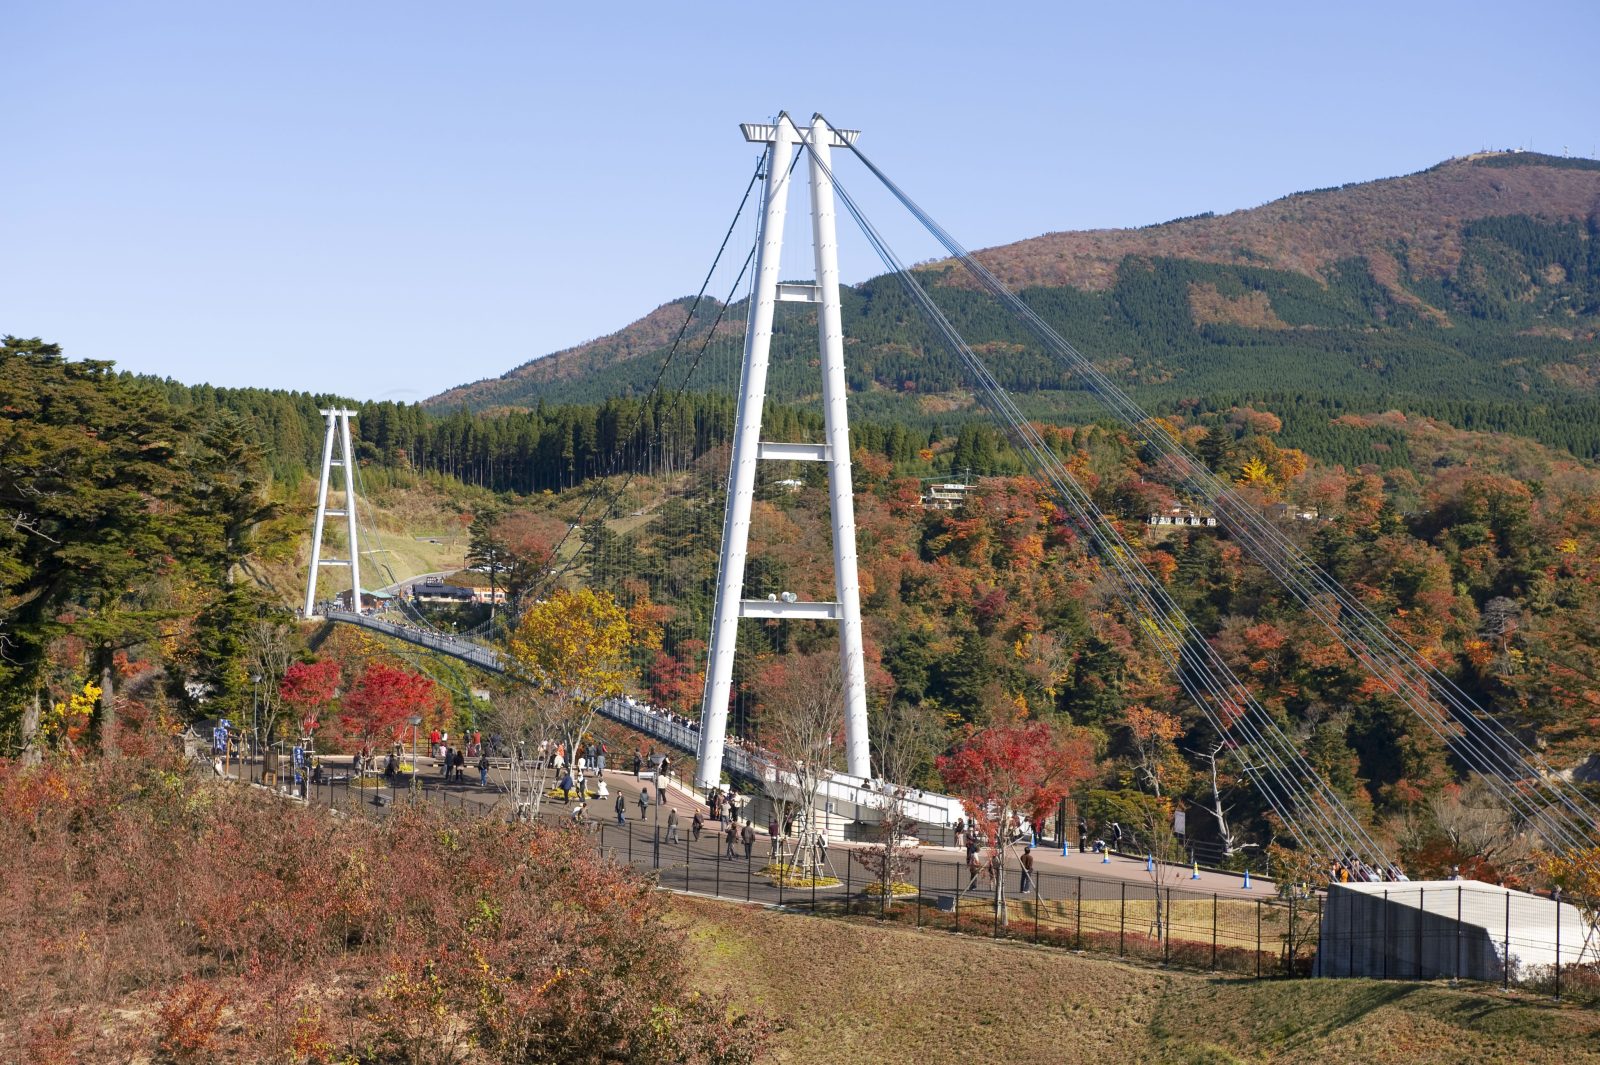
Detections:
[804, 138, 1394, 869]
[830, 120, 1600, 858]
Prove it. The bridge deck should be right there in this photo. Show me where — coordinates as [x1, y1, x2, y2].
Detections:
[324, 610, 763, 781]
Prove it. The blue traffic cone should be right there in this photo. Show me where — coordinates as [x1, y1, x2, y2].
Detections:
[1242, 868, 1253, 890]
[1061, 837, 1070, 857]
[1145, 853, 1154, 872]
[1100, 848, 1111, 864]
[1190, 860, 1202, 881]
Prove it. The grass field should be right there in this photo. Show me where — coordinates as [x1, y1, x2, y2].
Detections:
[669, 895, 1600, 1065]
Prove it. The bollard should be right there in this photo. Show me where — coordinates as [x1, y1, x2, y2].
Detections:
[1242, 868, 1252, 890]
[1101, 848, 1111, 865]
[1145, 854, 1154, 873]
[1191, 860, 1202, 881]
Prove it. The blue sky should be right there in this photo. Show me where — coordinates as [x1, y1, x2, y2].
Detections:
[7, 1, 1597, 401]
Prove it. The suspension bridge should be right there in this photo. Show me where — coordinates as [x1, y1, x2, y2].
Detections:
[300, 112, 1598, 978]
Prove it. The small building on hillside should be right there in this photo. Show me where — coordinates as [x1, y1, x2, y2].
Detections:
[922, 481, 975, 511]
[1147, 506, 1217, 528]
[1264, 502, 1322, 522]
[412, 582, 475, 605]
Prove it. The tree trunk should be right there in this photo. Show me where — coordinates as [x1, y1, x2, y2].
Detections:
[99, 659, 117, 758]
[21, 690, 42, 765]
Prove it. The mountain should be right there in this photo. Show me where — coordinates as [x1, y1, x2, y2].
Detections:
[425, 152, 1600, 457]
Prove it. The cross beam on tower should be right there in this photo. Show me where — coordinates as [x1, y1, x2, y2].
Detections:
[696, 112, 871, 789]
[303, 408, 362, 618]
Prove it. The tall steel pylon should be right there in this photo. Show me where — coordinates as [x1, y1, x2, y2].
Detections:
[696, 113, 871, 788]
[302, 408, 362, 618]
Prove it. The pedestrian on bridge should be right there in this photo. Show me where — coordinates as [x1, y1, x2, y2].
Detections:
[741, 821, 755, 861]
[477, 752, 489, 787]
[632, 752, 642, 777]
[667, 807, 680, 844]
[615, 792, 627, 826]
[691, 811, 704, 842]
[638, 786, 650, 820]
[725, 821, 738, 858]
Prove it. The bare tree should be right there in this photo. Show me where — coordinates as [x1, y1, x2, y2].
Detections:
[245, 616, 297, 748]
[1193, 741, 1241, 857]
[482, 683, 567, 821]
[754, 652, 844, 881]
[859, 697, 942, 908]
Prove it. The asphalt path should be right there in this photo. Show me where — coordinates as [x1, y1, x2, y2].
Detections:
[230, 753, 1273, 914]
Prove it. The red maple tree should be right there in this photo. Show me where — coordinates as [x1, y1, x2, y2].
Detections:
[280, 659, 340, 736]
[338, 662, 439, 756]
[937, 718, 1095, 924]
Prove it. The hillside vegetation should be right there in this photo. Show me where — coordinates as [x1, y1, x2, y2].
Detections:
[424, 153, 1600, 463]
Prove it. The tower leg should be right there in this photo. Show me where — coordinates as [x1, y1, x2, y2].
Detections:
[340, 412, 362, 610]
[303, 412, 339, 617]
[808, 114, 871, 780]
[696, 116, 800, 788]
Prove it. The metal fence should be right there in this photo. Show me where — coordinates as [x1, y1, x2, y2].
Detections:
[227, 755, 1594, 1003]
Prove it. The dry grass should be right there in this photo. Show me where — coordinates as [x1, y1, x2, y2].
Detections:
[669, 895, 1600, 1065]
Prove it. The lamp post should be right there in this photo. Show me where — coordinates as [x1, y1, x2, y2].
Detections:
[250, 674, 262, 759]
[408, 715, 422, 793]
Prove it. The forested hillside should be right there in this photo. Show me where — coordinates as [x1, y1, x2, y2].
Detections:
[426, 152, 1600, 462]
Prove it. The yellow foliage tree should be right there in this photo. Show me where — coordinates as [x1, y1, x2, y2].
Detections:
[501, 588, 634, 811]
[1543, 846, 1600, 930]
[1238, 455, 1272, 487]
[43, 681, 101, 748]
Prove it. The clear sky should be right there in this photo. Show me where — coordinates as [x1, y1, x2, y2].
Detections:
[7, 1, 1598, 402]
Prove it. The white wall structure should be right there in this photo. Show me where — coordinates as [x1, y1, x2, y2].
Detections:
[1317, 880, 1595, 982]
[302, 408, 362, 618]
[696, 113, 872, 788]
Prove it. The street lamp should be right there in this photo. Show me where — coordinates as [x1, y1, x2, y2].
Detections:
[250, 674, 262, 759]
[408, 715, 422, 792]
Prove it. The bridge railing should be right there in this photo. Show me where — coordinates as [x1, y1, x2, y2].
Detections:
[323, 611, 739, 769]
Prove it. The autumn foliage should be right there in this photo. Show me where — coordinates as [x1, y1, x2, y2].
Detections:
[0, 744, 767, 1064]
[337, 660, 441, 753]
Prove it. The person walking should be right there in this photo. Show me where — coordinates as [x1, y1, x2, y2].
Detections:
[1020, 845, 1035, 894]
[691, 811, 704, 842]
[558, 770, 573, 803]
[708, 790, 721, 823]
[740, 821, 755, 861]
[453, 748, 466, 784]
[966, 850, 982, 892]
[666, 807, 680, 844]
[815, 830, 829, 870]
[477, 751, 489, 787]
[638, 786, 650, 821]
[632, 752, 642, 777]
[615, 791, 627, 826]
[1077, 816, 1088, 854]
[1110, 821, 1124, 853]
[440, 745, 452, 779]
[767, 816, 781, 861]
[725, 820, 738, 858]
[954, 817, 965, 852]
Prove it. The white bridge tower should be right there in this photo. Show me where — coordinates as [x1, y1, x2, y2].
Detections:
[302, 408, 363, 618]
[696, 113, 872, 788]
